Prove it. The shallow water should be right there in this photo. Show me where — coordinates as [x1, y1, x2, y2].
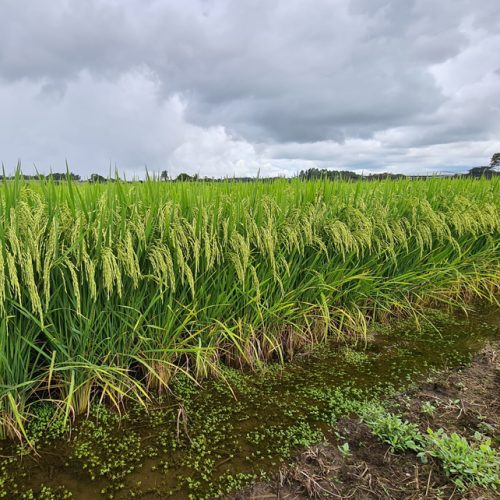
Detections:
[2, 304, 498, 499]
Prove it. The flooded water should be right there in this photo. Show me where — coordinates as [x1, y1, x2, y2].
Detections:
[1, 304, 498, 499]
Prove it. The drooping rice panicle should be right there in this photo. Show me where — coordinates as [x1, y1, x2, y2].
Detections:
[0, 174, 498, 439]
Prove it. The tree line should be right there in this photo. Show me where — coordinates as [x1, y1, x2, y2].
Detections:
[1, 153, 498, 182]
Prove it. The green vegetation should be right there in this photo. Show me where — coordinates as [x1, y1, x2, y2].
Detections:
[361, 403, 426, 452]
[20, 485, 73, 499]
[338, 442, 351, 457]
[0, 174, 499, 440]
[25, 403, 66, 446]
[361, 405, 499, 491]
[424, 429, 499, 490]
[420, 401, 437, 416]
[247, 419, 324, 459]
[341, 346, 371, 366]
[0, 307, 498, 498]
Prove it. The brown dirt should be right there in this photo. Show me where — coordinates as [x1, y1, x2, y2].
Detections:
[228, 342, 499, 499]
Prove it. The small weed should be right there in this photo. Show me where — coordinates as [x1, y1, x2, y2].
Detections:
[420, 401, 437, 416]
[302, 385, 374, 425]
[338, 442, 351, 458]
[361, 404, 425, 453]
[361, 404, 500, 492]
[477, 421, 495, 436]
[423, 429, 499, 490]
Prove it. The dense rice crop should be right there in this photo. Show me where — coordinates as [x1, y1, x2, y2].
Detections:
[0, 175, 499, 440]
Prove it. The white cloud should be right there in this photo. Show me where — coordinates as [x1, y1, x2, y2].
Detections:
[0, 0, 498, 177]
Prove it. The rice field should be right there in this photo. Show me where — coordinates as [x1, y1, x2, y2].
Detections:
[0, 175, 499, 441]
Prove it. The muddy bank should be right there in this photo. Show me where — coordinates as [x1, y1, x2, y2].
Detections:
[233, 341, 499, 499]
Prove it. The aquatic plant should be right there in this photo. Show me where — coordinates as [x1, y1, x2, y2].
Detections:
[0, 174, 498, 439]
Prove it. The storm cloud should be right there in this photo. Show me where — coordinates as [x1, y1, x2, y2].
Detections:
[0, 0, 499, 177]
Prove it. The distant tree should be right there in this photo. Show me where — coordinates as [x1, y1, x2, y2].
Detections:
[366, 173, 405, 181]
[490, 152, 500, 169]
[160, 170, 169, 181]
[175, 172, 198, 181]
[175, 172, 192, 181]
[90, 173, 107, 183]
[50, 172, 81, 181]
[467, 165, 498, 178]
[466, 153, 500, 178]
[299, 168, 360, 180]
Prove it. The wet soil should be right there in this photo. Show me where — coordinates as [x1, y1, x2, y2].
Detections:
[233, 341, 499, 499]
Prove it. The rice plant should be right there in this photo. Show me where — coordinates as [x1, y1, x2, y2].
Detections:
[0, 173, 498, 440]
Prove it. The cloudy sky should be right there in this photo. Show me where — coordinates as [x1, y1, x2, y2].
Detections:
[0, 0, 499, 178]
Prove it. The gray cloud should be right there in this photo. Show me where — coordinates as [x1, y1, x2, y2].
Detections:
[0, 0, 499, 176]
